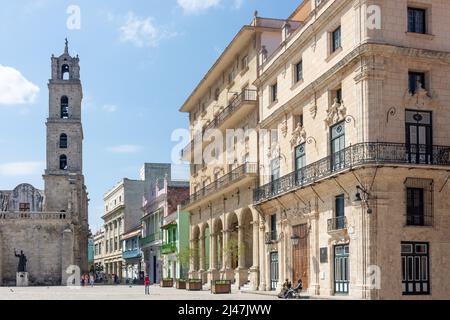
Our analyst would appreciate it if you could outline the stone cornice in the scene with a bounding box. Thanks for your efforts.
[258,42,450,129]
[255,0,352,87]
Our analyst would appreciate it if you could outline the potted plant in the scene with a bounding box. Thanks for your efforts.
[186,279,203,291]
[176,279,187,289]
[211,280,232,294]
[160,278,174,288]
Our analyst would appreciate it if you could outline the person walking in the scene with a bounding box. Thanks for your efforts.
[89,273,95,287]
[144,275,150,295]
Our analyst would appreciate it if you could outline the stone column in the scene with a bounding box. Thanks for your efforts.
[199,236,205,282]
[188,239,195,278]
[259,219,267,291]
[308,207,321,296]
[209,233,219,283]
[277,217,286,292]
[249,219,260,290]
[235,226,248,288]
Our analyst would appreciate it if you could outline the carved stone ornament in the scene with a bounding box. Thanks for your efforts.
[324,98,347,128]
[290,123,307,147]
[404,81,438,109]
[309,104,318,119]
[280,118,288,138]
[213,166,224,176]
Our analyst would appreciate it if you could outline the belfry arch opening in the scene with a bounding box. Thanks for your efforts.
[61,96,69,119]
[62,64,70,80]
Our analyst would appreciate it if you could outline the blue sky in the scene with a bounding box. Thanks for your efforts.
[0,0,300,231]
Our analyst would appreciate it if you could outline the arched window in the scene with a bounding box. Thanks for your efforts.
[62,64,70,80]
[59,155,68,170]
[61,96,69,119]
[60,134,68,149]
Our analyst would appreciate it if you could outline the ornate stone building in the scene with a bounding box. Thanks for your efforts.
[182,0,450,299]
[0,41,89,286]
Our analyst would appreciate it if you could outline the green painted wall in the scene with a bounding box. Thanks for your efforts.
[177,209,190,279]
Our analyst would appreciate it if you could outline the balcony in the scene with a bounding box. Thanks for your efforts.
[122,248,141,260]
[161,242,177,255]
[182,162,258,210]
[139,232,161,247]
[181,89,257,160]
[264,231,278,244]
[254,142,450,204]
[327,216,348,233]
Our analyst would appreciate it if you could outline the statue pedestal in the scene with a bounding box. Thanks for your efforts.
[16,272,29,287]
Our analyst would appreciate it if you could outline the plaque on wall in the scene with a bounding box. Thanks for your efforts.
[320,247,328,263]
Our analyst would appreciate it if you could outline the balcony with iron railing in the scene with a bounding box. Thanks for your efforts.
[327,216,348,233]
[122,248,141,260]
[182,162,258,209]
[264,231,278,244]
[161,242,177,255]
[181,89,257,160]
[254,142,450,204]
[139,232,161,248]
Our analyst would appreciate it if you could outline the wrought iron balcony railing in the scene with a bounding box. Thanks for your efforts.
[254,142,450,204]
[161,242,177,254]
[139,232,161,247]
[182,162,258,208]
[122,248,141,259]
[327,216,348,233]
[181,89,257,158]
[265,231,278,244]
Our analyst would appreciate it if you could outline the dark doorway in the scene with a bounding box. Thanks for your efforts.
[270,252,279,291]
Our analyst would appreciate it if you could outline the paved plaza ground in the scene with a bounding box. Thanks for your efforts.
[0,285,279,300]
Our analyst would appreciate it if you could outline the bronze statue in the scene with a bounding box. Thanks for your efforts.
[14,249,27,273]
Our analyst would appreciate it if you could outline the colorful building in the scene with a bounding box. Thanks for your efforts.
[141,170,189,284]
[161,207,190,280]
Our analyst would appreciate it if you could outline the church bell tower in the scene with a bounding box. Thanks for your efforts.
[43,39,89,272]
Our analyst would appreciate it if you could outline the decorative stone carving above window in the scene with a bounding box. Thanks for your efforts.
[404,83,439,109]
[324,98,347,128]
[290,123,307,147]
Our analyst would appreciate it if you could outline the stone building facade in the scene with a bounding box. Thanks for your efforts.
[180,13,299,290]
[98,163,172,282]
[181,0,450,299]
[0,41,89,286]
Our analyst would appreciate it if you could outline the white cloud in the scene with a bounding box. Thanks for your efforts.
[0,65,40,106]
[177,0,244,14]
[119,12,177,48]
[107,145,144,154]
[102,104,118,113]
[0,161,44,176]
[177,0,221,13]
[233,0,244,9]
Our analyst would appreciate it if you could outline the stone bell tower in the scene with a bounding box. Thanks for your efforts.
[43,39,89,273]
